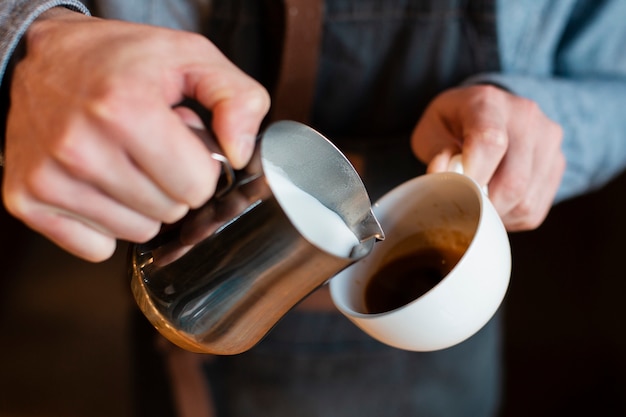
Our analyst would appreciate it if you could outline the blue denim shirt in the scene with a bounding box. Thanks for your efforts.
[1,0,626,202]
[480,1,626,203]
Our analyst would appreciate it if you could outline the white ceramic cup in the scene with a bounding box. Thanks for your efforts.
[329,158,511,351]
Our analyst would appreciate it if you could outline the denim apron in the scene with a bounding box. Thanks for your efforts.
[202,1,503,416]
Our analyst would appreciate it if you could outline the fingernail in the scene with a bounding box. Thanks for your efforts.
[185,118,206,130]
[235,133,256,168]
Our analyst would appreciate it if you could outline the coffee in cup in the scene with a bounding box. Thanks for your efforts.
[363,230,469,314]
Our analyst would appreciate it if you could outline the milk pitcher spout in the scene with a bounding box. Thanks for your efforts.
[129,121,381,355]
[358,209,385,243]
[348,209,385,258]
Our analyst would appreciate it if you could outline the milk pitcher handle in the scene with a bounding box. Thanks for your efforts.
[190,127,237,198]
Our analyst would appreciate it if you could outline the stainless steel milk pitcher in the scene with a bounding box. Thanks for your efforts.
[129,121,384,355]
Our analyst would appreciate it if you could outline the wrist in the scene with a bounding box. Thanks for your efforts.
[0,5,89,169]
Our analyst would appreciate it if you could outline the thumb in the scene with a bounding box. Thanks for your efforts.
[426,146,459,174]
[210,92,269,169]
[188,61,271,169]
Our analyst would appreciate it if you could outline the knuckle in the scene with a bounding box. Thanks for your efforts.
[512,199,536,224]
[5,166,61,217]
[498,173,531,205]
[185,161,222,208]
[174,177,214,210]
[29,178,57,205]
[52,133,105,183]
[2,191,29,220]
[473,126,508,150]
[472,84,502,99]
[185,181,217,209]
[53,135,88,172]
[468,84,507,108]
[178,31,217,53]
[508,95,543,124]
[87,84,136,127]
[516,96,541,115]
[20,165,61,207]
[161,203,190,224]
[246,84,271,114]
[511,202,545,231]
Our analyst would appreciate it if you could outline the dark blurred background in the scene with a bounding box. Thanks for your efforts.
[500,169,626,416]
[1,169,626,417]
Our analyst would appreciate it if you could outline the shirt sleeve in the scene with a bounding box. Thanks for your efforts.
[0,0,90,82]
[466,0,626,204]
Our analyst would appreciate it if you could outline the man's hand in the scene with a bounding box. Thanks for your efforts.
[2,8,270,261]
[411,85,565,231]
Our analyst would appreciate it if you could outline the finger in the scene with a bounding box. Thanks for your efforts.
[24,208,118,262]
[500,122,565,230]
[8,160,162,249]
[117,104,223,209]
[502,154,564,231]
[4,162,151,262]
[458,96,509,187]
[210,90,269,169]
[54,123,191,224]
[486,100,548,220]
[485,137,534,218]
[188,62,270,169]
[426,146,458,174]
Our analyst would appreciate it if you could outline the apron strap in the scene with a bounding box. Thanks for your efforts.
[269,0,323,124]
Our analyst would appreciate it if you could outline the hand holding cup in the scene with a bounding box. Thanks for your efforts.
[330,157,511,351]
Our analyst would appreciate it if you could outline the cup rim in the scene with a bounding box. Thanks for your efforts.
[330,171,487,318]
